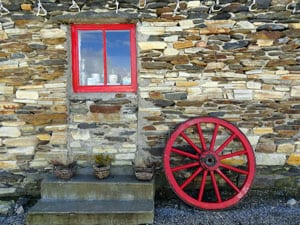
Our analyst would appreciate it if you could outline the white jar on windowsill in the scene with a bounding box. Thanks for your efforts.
[122,76,131,85]
[109,74,118,84]
[91,73,101,84]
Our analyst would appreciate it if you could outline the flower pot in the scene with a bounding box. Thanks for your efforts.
[93,165,110,179]
[134,167,154,181]
[53,164,76,180]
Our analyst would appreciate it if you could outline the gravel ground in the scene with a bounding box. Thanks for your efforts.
[153,190,300,225]
[0,190,299,225]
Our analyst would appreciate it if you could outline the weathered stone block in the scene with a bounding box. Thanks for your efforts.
[71,130,90,141]
[223,40,249,50]
[0,31,8,40]
[164,48,179,56]
[138,42,167,51]
[257,24,287,31]
[179,20,194,29]
[0,200,13,215]
[21,4,33,11]
[291,86,300,97]
[257,39,274,47]
[40,29,66,39]
[173,40,194,49]
[253,127,274,135]
[236,21,255,30]
[287,153,300,165]
[247,81,261,89]
[138,26,165,35]
[90,105,121,114]
[93,146,118,154]
[176,81,198,87]
[0,188,16,197]
[0,86,13,96]
[256,142,276,153]
[200,28,230,35]
[3,136,39,147]
[36,134,51,141]
[255,153,286,166]
[16,90,39,100]
[142,62,173,70]
[205,20,235,29]
[0,161,18,169]
[254,90,285,100]
[233,90,253,100]
[50,132,67,145]
[0,127,21,138]
[277,142,295,153]
[7,146,35,155]
[29,160,48,168]
[19,114,67,126]
[289,23,300,29]
[187,1,201,8]
[115,153,135,160]
[205,62,225,71]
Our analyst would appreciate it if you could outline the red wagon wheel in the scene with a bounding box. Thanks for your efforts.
[164,117,255,210]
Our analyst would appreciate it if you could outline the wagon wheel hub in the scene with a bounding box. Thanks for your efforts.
[200,152,219,170]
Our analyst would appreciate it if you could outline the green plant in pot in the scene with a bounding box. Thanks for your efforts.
[133,150,155,181]
[93,154,113,179]
[50,158,77,181]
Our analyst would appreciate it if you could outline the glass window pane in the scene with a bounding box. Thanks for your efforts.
[106,31,131,85]
[79,31,104,86]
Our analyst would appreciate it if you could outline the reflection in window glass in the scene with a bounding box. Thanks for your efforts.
[79,31,103,86]
[106,31,131,85]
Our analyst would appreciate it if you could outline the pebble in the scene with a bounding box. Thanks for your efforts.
[287,198,297,207]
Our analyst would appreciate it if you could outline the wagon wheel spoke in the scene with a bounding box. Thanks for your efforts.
[215,133,237,154]
[171,147,199,160]
[210,171,222,203]
[180,132,202,154]
[216,169,240,193]
[220,163,249,175]
[209,123,219,152]
[171,162,200,172]
[180,167,203,190]
[196,123,207,151]
[197,170,208,201]
[220,150,247,160]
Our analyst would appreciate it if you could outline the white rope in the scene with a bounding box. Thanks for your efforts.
[210,0,222,13]
[139,0,147,9]
[0,0,10,17]
[286,0,298,14]
[69,0,80,12]
[36,0,47,16]
[115,0,119,14]
[249,0,256,12]
[173,0,180,17]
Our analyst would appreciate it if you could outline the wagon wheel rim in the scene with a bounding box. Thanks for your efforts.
[164,117,256,210]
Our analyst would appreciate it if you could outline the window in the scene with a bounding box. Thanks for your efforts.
[71,24,137,93]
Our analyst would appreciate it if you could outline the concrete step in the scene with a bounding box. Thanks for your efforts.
[26,199,154,225]
[41,174,155,201]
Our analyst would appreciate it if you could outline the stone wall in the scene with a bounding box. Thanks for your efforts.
[0,0,299,198]
[137,0,300,168]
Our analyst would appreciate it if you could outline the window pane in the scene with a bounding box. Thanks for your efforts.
[79,31,104,86]
[106,31,131,85]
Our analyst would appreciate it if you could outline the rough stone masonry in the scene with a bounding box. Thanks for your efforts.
[0,0,299,201]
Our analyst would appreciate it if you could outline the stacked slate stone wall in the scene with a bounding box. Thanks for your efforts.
[0,0,299,198]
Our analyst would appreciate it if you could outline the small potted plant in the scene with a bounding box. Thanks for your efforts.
[50,158,77,181]
[93,154,113,179]
[133,150,155,181]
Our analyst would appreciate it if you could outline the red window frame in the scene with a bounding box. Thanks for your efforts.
[71,24,137,93]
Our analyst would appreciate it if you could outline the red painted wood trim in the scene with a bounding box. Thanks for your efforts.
[71,24,137,93]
